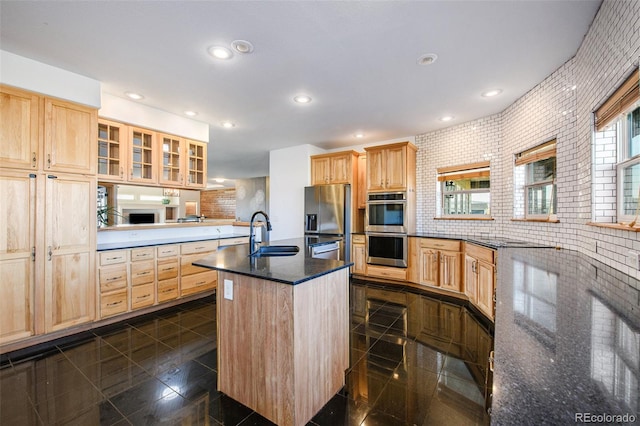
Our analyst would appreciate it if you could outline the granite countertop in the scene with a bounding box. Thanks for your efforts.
[492,247,639,423]
[193,237,352,285]
[97,233,249,251]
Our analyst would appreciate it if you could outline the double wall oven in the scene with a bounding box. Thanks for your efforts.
[365,192,408,268]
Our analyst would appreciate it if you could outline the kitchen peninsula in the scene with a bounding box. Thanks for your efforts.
[193,239,352,426]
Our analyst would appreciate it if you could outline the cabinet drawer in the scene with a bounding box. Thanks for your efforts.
[420,238,460,251]
[366,265,407,281]
[101,291,128,318]
[99,265,128,292]
[131,283,155,310]
[157,258,179,280]
[181,240,218,255]
[131,260,155,286]
[465,243,495,264]
[157,278,178,303]
[352,234,365,244]
[181,271,217,296]
[99,250,128,266]
[157,245,179,258]
[131,247,155,262]
[219,237,249,247]
[181,253,215,276]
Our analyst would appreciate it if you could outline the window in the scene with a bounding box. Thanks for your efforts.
[592,68,639,225]
[515,140,557,220]
[437,161,490,217]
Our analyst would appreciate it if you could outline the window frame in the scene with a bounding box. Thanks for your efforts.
[514,139,557,221]
[615,100,640,223]
[437,161,491,219]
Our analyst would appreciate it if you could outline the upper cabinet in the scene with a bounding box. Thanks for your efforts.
[186,140,207,188]
[310,150,359,186]
[97,119,127,181]
[44,98,97,175]
[364,141,417,192]
[97,118,208,189]
[0,85,40,170]
[1,85,97,175]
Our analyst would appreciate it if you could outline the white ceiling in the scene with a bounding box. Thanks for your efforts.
[1,0,601,184]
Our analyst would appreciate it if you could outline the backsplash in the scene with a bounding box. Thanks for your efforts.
[415,0,640,283]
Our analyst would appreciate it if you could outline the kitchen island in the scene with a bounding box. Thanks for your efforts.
[193,238,352,426]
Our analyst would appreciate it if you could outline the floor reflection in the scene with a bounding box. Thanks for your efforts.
[0,281,493,425]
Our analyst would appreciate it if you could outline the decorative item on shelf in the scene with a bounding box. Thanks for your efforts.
[163,188,180,197]
[162,198,170,204]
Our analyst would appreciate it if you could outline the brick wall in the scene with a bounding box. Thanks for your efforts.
[200,189,236,219]
[414,0,640,282]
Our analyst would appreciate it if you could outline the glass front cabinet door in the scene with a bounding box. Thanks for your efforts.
[159,134,184,186]
[129,127,156,184]
[186,140,207,188]
[97,119,127,181]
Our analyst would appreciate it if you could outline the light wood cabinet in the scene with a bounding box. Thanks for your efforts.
[357,154,367,209]
[464,243,496,320]
[185,140,207,188]
[364,142,416,192]
[98,250,129,319]
[0,85,40,170]
[0,170,37,344]
[351,234,367,275]
[310,151,359,186]
[408,238,461,292]
[44,98,97,175]
[157,245,179,303]
[44,173,96,332]
[180,241,218,296]
[128,126,157,184]
[158,134,184,186]
[97,119,127,181]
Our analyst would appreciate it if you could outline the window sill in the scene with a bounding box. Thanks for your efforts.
[435,217,494,221]
[587,221,640,232]
[511,218,560,223]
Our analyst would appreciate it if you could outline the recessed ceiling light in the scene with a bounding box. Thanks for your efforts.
[231,40,254,54]
[440,115,454,122]
[293,94,312,104]
[125,91,144,100]
[221,121,236,128]
[481,89,503,98]
[208,46,233,60]
[417,53,438,65]
[354,132,365,139]
[184,110,198,117]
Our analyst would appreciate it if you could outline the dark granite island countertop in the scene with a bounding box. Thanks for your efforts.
[492,247,639,424]
[192,237,352,285]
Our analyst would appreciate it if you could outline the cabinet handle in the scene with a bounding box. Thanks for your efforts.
[195,281,206,286]
[106,256,122,261]
[138,271,150,276]
[107,301,123,307]
[47,154,51,168]
[32,152,37,167]
[31,247,36,261]
[161,267,175,271]
[489,350,495,372]
[137,294,151,300]
[47,175,57,179]
[106,276,123,282]
[120,167,124,178]
[48,246,52,261]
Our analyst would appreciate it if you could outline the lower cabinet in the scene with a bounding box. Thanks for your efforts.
[351,234,367,275]
[157,244,179,303]
[180,240,219,296]
[408,238,462,292]
[464,243,496,320]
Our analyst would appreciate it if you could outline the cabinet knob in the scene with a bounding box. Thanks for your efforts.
[32,152,37,167]
[48,246,52,261]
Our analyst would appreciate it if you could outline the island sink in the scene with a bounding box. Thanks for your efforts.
[249,245,299,257]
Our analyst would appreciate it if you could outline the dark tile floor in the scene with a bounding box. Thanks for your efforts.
[0,281,492,425]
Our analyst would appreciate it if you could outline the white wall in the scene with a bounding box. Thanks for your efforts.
[100,92,209,142]
[0,50,101,107]
[268,144,324,240]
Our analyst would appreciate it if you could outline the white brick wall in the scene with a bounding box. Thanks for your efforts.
[415,0,640,283]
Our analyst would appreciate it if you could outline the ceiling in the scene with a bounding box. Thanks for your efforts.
[1,1,601,186]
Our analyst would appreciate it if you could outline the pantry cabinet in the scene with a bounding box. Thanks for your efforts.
[44,173,96,332]
[0,170,37,344]
[464,243,496,320]
[364,142,416,192]
[408,238,462,292]
[0,85,40,170]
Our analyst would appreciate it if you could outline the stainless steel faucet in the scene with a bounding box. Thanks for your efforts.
[249,210,272,254]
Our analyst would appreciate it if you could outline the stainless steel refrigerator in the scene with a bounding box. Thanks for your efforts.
[304,184,351,262]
